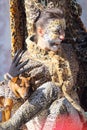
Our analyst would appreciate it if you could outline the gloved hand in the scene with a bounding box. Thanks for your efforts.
[8,49,29,77]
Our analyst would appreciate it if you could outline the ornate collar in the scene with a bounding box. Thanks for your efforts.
[26,36,62,58]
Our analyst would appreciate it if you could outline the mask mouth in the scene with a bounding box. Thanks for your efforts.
[48,39,62,45]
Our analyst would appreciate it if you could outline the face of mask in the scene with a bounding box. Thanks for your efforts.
[42,33,62,52]
[43,19,65,42]
[42,22,65,52]
[37,19,66,52]
[43,31,63,44]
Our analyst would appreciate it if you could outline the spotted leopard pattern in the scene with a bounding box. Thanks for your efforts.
[10,0,26,56]
[10,0,82,56]
[25,0,82,35]
[9,0,87,104]
[24,0,45,37]
[9,0,81,95]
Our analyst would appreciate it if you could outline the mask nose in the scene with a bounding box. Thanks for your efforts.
[59,35,65,40]
[59,30,65,40]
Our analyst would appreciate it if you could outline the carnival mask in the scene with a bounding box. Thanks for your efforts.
[43,19,66,44]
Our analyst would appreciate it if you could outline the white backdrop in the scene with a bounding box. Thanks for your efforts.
[0,0,11,81]
[0,0,87,81]
[78,0,87,29]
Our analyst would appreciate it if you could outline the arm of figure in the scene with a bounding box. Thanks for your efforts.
[0,82,59,130]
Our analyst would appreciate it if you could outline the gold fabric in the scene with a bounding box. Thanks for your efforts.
[10,0,82,56]
[44,19,66,40]
[9,0,26,56]
[26,37,74,92]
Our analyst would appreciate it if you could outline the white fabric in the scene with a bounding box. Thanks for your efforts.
[0,84,16,101]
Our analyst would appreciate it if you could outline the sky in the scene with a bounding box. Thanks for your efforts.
[78,0,87,29]
[0,0,11,81]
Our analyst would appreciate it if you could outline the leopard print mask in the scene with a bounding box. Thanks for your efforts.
[43,19,66,43]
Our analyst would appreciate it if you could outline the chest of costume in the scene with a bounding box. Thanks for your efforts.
[25,48,68,87]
